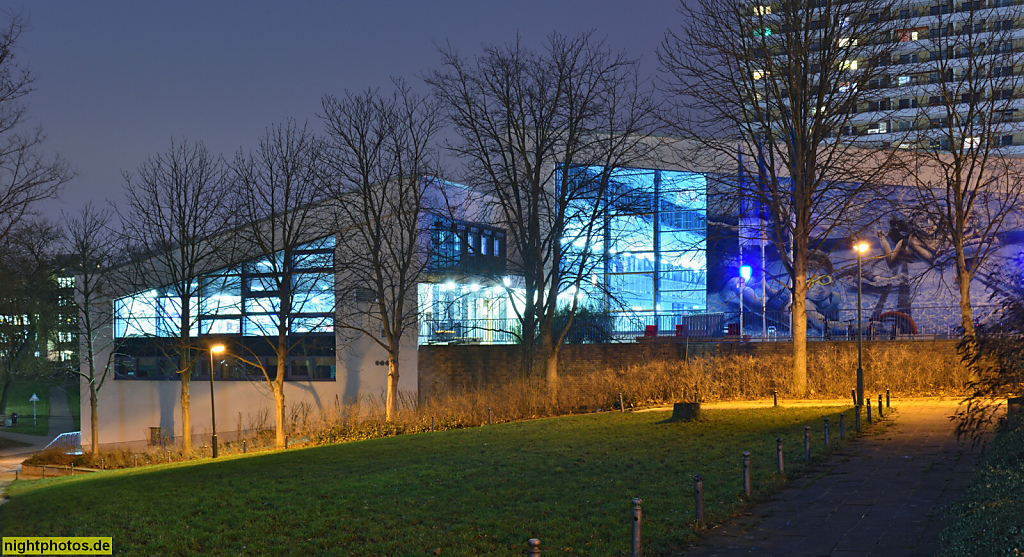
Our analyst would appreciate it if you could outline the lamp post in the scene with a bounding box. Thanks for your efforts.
[739,265,752,338]
[209,344,225,458]
[853,242,869,408]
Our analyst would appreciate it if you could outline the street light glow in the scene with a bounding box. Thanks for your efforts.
[854,242,869,253]
[739,265,752,280]
[211,344,225,354]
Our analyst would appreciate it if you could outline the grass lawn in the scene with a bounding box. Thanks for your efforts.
[1,377,67,436]
[1,406,853,556]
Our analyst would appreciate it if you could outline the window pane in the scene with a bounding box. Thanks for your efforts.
[609,214,654,253]
[608,273,654,310]
[658,289,708,310]
[244,314,279,335]
[201,275,242,316]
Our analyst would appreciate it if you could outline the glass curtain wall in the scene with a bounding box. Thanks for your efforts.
[114,236,335,339]
[565,166,708,321]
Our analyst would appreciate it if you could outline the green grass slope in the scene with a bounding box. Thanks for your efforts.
[1,406,851,556]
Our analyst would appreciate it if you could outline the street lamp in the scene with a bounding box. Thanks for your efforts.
[853,242,870,410]
[739,265,752,338]
[209,344,225,458]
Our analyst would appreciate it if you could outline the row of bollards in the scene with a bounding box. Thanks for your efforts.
[525,416,855,555]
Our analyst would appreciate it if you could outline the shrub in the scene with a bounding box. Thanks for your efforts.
[940,415,1024,555]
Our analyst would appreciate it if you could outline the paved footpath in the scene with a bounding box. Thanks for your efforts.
[682,398,983,556]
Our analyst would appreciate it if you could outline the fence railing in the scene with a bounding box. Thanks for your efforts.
[419,306,990,345]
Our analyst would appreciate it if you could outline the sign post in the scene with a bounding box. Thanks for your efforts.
[29,393,39,430]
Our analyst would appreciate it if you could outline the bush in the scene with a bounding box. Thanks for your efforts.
[940,415,1024,555]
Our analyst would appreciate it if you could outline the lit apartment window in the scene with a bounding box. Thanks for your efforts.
[898,75,911,85]
[840,59,859,70]
[867,121,889,134]
[753,5,771,15]
[752,69,767,80]
[838,37,857,47]
[964,137,981,149]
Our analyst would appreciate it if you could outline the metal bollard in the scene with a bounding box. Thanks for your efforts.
[285,436,289,449]
[693,476,705,527]
[14,470,18,481]
[840,413,845,440]
[878,394,884,419]
[243,440,247,454]
[134,455,138,468]
[620,392,625,413]
[776,437,784,475]
[527,538,541,556]
[167,451,171,464]
[773,390,778,407]
[70,462,74,476]
[632,497,642,557]
[855,407,861,432]
[328,432,333,444]
[431,415,435,432]
[851,388,857,407]
[867,402,872,425]
[101,459,105,471]
[743,451,751,496]
[42,466,46,479]
[488,408,492,425]
[824,418,830,446]
[886,389,891,408]
[377,424,381,437]
[804,426,811,462]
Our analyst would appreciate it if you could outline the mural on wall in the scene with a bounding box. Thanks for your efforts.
[706,183,1024,338]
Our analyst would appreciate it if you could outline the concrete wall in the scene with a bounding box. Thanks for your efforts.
[82,328,419,450]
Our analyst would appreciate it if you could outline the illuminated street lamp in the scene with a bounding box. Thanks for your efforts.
[209,344,225,458]
[853,242,870,410]
[739,265,752,338]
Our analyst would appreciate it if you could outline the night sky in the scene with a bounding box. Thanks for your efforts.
[6,1,679,219]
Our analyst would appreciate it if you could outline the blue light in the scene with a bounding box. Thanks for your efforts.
[739,265,752,281]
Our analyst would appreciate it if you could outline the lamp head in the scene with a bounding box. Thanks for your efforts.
[854,242,870,254]
[211,344,225,354]
[739,265,752,281]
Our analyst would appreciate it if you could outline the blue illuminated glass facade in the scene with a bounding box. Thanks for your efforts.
[114,236,335,339]
[566,166,708,316]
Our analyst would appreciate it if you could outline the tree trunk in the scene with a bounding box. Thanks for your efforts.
[956,255,976,339]
[386,353,399,421]
[955,246,979,380]
[791,274,809,396]
[90,386,99,454]
[536,333,558,406]
[0,377,12,415]
[274,351,286,448]
[180,376,192,454]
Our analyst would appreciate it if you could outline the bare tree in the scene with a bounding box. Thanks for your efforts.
[428,32,657,404]
[660,0,906,394]
[906,3,1024,345]
[0,13,70,248]
[63,204,119,454]
[119,140,229,455]
[322,82,441,421]
[228,120,330,447]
